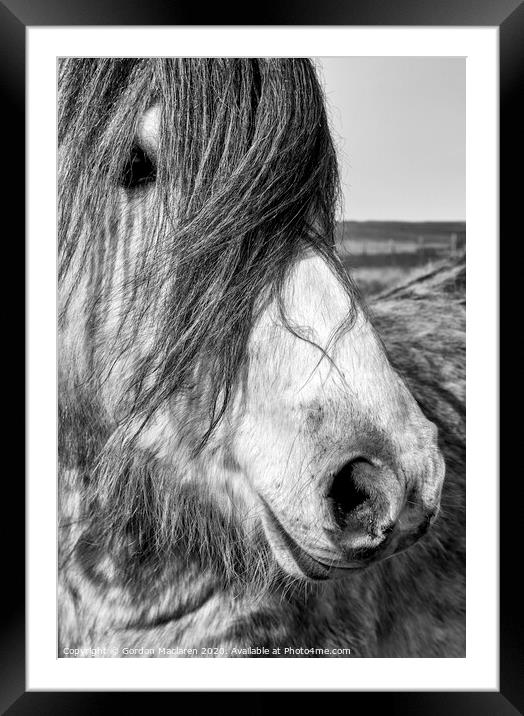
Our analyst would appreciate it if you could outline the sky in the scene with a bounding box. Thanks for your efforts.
[316,57,465,222]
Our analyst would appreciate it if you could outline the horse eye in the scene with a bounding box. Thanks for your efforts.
[119,143,156,189]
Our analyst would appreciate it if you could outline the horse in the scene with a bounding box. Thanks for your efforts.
[57,58,464,658]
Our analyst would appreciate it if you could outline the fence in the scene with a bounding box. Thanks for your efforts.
[339,232,465,269]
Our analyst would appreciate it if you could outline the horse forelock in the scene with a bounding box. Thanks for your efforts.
[58,58,356,584]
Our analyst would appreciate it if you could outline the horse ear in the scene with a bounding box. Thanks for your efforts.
[137,104,160,164]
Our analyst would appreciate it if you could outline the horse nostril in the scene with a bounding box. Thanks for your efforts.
[327,458,373,531]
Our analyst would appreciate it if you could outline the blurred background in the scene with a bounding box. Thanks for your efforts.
[316,57,465,297]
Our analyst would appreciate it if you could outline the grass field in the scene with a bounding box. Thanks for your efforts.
[336,220,466,297]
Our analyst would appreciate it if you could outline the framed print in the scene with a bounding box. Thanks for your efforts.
[7,0,520,711]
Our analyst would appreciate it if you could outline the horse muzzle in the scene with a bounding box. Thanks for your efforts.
[322,453,444,569]
[261,450,444,581]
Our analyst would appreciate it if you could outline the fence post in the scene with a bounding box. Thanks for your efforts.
[388,238,395,266]
[450,232,457,257]
[417,235,424,260]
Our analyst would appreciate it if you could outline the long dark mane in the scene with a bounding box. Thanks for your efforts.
[58,58,356,592]
[59,59,353,443]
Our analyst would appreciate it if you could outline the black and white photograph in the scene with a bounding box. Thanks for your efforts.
[57,56,466,659]
[3,0,515,704]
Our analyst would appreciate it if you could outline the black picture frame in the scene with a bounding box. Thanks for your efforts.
[7,0,520,712]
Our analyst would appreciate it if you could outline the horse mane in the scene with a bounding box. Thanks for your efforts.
[58,58,354,444]
[58,59,356,592]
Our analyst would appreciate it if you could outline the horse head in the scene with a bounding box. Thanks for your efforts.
[58,58,445,586]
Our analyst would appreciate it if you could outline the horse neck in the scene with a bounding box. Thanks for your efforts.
[59,461,226,639]
[59,460,331,650]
